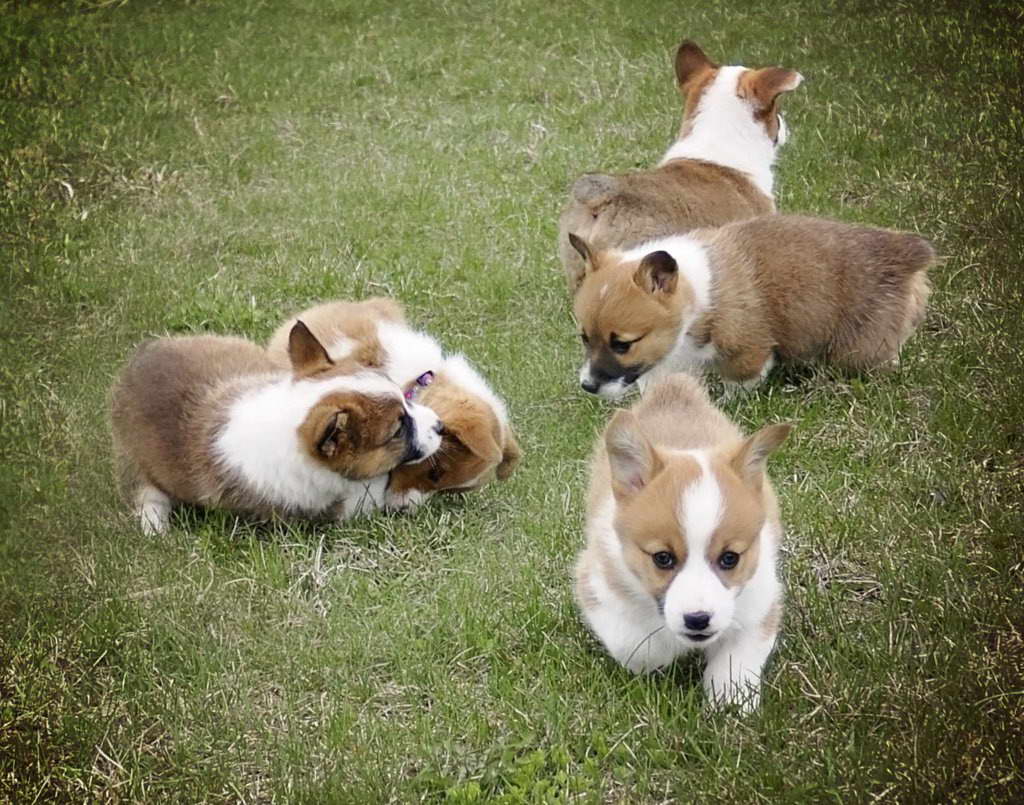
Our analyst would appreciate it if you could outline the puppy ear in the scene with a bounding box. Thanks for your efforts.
[568,232,597,272]
[739,67,803,110]
[730,423,792,488]
[633,250,678,294]
[570,173,617,208]
[674,40,717,88]
[496,428,522,481]
[288,320,333,375]
[605,411,663,502]
[316,410,350,458]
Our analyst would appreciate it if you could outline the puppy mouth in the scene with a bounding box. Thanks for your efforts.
[682,631,715,643]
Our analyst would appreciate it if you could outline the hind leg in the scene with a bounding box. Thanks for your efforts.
[135,484,172,535]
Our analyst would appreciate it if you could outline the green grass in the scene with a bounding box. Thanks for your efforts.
[2,0,1022,801]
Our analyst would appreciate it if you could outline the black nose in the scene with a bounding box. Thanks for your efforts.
[581,378,600,394]
[683,611,711,631]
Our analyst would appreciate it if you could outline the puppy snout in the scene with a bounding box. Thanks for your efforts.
[581,377,600,394]
[683,611,711,632]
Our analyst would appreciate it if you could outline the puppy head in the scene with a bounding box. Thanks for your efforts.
[387,376,521,506]
[606,410,791,646]
[291,322,443,479]
[570,234,692,399]
[673,40,803,148]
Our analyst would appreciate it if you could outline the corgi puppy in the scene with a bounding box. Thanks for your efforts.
[575,374,790,710]
[570,215,935,398]
[110,322,443,535]
[558,39,803,292]
[266,298,520,511]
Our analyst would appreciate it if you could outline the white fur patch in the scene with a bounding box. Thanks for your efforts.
[659,65,782,198]
[214,372,406,515]
[375,321,445,389]
[137,484,171,535]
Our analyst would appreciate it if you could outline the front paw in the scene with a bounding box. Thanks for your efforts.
[703,670,761,713]
[384,488,428,512]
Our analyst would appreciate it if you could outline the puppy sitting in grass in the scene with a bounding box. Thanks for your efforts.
[575,373,790,711]
[266,298,520,511]
[110,322,442,534]
[558,39,803,293]
[570,215,934,398]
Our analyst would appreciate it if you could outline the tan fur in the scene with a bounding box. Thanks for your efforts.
[761,600,783,641]
[693,215,935,379]
[110,326,408,525]
[574,215,935,387]
[267,298,520,499]
[572,244,689,384]
[388,370,521,496]
[558,40,801,292]
[576,373,788,636]
[296,390,409,480]
[266,297,401,369]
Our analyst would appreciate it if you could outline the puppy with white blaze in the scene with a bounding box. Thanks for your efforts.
[574,374,791,710]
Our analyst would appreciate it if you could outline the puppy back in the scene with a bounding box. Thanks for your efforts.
[558,161,774,293]
[110,335,274,501]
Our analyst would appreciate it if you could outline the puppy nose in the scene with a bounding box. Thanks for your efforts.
[683,611,711,632]
[580,378,600,394]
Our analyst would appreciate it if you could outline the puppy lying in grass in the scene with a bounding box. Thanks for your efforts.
[558,39,802,293]
[575,373,791,711]
[570,215,934,398]
[266,298,520,511]
[110,321,442,534]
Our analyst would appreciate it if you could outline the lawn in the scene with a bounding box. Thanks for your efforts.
[2,0,1022,801]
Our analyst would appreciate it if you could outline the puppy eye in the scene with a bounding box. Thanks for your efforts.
[579,332,590,346]
[652,551,676,570]
[609,334,642,355]
[392,418,405,440]
[428,467,445,483]
[718,551,740,570]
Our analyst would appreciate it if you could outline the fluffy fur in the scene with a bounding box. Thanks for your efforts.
[571,215,935,398]
[558,39,802,292]
[266,298,520,510]
[110,322,442,534]
[575,374,790,710]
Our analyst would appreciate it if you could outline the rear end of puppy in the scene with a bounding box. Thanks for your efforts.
[570,215,934,397]
[558,39,803,293]
[110,322,442,535]
[266,298,521,511]
[575,374,790,711]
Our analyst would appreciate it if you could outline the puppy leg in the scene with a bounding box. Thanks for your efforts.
[702,625,778,712]
[717,346,775,394]
[135,484,172,536]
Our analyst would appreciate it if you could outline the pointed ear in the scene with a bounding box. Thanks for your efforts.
[605,411,663,503]
[730,423,792,488]
[316,410,350,458]
[496,428,522,481]
[568,232,597,273]
[570,173,617,208]
[674,40,716,88]
[633,250,678,294]
[288,320,333,375]
[739,67,803,110]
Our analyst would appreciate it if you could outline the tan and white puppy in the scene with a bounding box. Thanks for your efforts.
[571,215,934,398]
[266,298,520,510]
[558,39,803,292]
[110,322,442,534]
[575,374,790,710]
